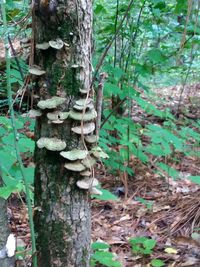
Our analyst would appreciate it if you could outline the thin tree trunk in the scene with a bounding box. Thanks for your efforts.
[33,0,92,266]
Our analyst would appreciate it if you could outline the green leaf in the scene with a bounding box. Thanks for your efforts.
[146,49,166,64]
[0,182,23,199]
[135,197,153,210]
[92,251,121,267]
[23,167,35,184]
[151,259,165,267]
[135,63,152,77]
[156,162,179,179]
[174,0,187,13]
[188,176,200,185]
[94,4,107,14]
[92,188,118,201]
[92,242,110,250]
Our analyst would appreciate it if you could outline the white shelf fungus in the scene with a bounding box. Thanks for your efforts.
[71,122,95,135]
[49,38,64,49]
[76,177,98,189]
[29,66,46,76]
[37,137,66,151]
[69,109,97,121]
[60,149,88,161]
[84,135,99,144]
[64,162,86,172]
[37,96,66,109]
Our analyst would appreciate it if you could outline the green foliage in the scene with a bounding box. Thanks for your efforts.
[92,188,118,201]
[135,197,154,210]
[150,259,165,267]
[91,242,121,267]
[0,115,35,199]
[129,237,157,255]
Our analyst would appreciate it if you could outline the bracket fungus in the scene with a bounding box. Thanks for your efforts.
[49,38,64,50]
[37,96,66,109]
[80,170,92,177]
[60,149,88,161]
[84,135,99,144]
[29,66,46,76]
[71,122,95,135]
[76,177,98,189]
[47,111,69,123]
[36,42,50,50]
[69,109,97,121]
[79,89,88,94]
[37,137,66,151]
[73,102,94,111]
[64,161,86,172]
[75,98,93,106]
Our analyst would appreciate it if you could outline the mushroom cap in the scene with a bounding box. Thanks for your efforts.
[79,89,88,94]
[73,102,94,111]
[64,161,86,172]
[29,66,46,76]
[84,135,99,144]
[49,38,64,49]
[69,109,97,121]
[77,177,98,189]
[47,111,69,121]
[75,98,93,106]
[37,137,66,151]
[71,122,95,135]
[47,111,60,120]
[60,149,88,161]
[37,96,66,109]
[80,170,92,176]
[36,42,50,50]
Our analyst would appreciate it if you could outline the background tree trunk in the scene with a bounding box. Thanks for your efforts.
[33,0,92,266]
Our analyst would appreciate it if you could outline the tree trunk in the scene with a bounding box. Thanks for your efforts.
[33,0,93,266]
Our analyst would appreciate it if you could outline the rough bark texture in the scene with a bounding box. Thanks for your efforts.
[33,0,92,266]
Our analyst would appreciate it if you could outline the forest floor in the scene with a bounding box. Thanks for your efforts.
[9,83,200,267]
[91,83,200,266]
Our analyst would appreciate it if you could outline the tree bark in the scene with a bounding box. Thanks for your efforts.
[33,0,92,266]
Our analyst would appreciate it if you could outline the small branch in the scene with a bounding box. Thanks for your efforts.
[91,0,134,86]
[96,72,107,136]
[101,97,127,129]
[8,35,24,81]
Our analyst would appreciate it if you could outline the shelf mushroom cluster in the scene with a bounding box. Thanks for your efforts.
[32,41,109,194]
[35,95,108,195]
